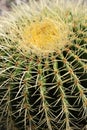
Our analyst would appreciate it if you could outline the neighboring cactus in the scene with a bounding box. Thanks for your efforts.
[0,0,87,130]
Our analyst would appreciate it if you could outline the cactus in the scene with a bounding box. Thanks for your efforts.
[0,0,87,130]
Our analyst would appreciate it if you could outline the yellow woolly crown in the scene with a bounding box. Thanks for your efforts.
[20,18,69,54]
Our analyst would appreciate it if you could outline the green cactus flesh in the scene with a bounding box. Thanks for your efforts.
[0,0,87,130]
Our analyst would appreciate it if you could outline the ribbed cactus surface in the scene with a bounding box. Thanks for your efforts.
[0,0,87,130]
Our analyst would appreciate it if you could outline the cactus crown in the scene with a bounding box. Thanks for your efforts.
[21,18,68,54]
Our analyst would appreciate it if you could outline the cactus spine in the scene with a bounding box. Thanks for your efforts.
[0,0,87,130]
